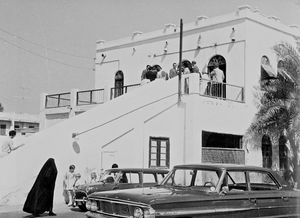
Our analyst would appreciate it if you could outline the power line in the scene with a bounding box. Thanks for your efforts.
[0,27,92,60]
[0,35,94,70]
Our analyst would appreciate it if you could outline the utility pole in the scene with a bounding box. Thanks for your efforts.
[178,19,183,103]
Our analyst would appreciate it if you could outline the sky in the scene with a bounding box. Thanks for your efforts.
[0,0,299,114]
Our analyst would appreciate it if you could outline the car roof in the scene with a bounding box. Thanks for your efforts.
[105,168,169,173]
[173,163,275,172]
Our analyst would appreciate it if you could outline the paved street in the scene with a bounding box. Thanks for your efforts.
[0,203,86,218]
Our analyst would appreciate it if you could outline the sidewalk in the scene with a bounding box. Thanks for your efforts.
[0,204,23,213]
[0,203,85,218]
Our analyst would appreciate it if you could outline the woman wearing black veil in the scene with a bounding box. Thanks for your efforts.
[23,158,57,217]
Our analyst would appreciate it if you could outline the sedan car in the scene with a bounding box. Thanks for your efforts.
[74,168,168,211]
[85,164,300,217]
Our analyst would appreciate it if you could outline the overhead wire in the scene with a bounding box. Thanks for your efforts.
[0,35,94,70]
[0,26,92,60]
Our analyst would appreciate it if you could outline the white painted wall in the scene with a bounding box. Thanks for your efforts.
[95,21,246,91]
[0,74,253,206]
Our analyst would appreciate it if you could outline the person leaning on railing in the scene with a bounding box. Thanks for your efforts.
[210,63,224,97]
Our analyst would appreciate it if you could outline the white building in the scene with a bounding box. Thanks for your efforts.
[41,5,300,170]
[0,112,39,136]
[1,5,299,205]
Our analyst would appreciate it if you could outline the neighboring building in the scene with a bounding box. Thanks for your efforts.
[0,112,39,136]
[39,5,300,171]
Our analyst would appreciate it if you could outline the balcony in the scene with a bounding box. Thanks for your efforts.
[110,84,140,100]
[43,74,245,110]
[77,89,105,106]
[45,92,71,108]
[183,75,244,103]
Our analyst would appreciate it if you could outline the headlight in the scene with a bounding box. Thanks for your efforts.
[90,201,98,212]
[86,200,92,210]
[134,207,143,218]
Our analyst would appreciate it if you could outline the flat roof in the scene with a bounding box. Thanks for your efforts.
[97,5,300,52]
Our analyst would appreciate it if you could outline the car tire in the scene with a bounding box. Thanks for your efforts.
[78,204,87,211]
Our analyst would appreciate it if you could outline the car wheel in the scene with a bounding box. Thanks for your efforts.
[78,204,87,211]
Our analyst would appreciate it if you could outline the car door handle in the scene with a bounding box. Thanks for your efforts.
[282,196,289,202]
[249,198,256,204]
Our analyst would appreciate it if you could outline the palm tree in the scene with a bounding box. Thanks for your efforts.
[247,42,300,186]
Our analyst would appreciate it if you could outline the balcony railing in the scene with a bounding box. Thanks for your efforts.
[77,89,105,106]
[45,92,71,108]
[198,79,244,102]
[110,83,140,100]
[202,147,245,164]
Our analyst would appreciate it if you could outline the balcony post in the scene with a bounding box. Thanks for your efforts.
[185,73,200,94]
[103,84,111,102]
[70,89,78,118]
[39,93,48,130]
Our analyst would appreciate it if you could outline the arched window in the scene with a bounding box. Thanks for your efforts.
[279,136,288,170]
[208,55,226,77]
[261,56,276,83]
[207,55,226,98]
[262,135,272,168]
[114,71,124,98]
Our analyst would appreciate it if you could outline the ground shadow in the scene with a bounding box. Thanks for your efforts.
[70,207,83,213]
[23,213,49,217]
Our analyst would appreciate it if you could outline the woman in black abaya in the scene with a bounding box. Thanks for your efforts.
[23,158,57,217]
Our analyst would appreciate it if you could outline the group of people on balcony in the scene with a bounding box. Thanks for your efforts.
[140,60,225,98]
[141,64,169,83]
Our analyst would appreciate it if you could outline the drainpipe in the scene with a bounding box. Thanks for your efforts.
[178,19,183,104]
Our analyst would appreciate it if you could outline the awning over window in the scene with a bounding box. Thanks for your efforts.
[261,63,277,79]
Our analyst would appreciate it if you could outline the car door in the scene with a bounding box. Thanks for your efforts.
[215,191,259,217]
[283,189,300,217]
[214,170,259,217]
[247,171,285,217]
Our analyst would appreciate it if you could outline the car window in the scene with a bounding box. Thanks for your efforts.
[157,173,165,183]
[172,169,194,186]
[226,171,248,192]
[194,170,219,187]
[227,171,246,184]
[164,169,220,189]
[143,173,156,183]
[249,171,279,191]
[123,172,139,184]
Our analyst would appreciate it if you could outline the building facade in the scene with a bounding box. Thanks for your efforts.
[39,5,300,171]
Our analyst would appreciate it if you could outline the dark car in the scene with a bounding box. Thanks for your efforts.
[74,168,168,211]
[85,164,300,217]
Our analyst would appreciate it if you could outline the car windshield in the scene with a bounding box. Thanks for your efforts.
[161,168,221,191]
[99,170,121,183]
